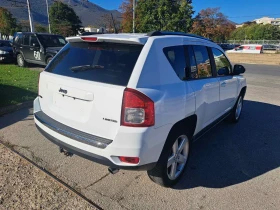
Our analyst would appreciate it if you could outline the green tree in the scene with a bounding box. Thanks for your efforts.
[35,24,48,33]
[230,24,280,40]
[49,2,82,36]
[135,0,194,33]
[0,7,19,37]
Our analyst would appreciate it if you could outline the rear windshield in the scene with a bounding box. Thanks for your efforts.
[45,42,143,86]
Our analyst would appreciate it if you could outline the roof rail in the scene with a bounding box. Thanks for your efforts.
[147,31,213,42]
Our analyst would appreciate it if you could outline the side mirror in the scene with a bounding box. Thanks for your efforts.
[233,64,246,75]
[218,67,230,76]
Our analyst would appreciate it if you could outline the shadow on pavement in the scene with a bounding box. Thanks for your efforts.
[1,98,280,190]
[0,84,34,129]
[0,107,32,130]
[175,100,280,190]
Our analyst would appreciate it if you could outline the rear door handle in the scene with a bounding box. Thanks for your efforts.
[30,48,34,50]
[221,82,226,87]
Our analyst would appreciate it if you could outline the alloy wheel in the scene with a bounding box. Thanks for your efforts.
[235,96,243,120]
[167,135,189,180]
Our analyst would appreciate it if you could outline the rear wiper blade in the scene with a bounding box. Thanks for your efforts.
[71,65,104,72]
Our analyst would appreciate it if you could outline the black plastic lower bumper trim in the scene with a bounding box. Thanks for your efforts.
[36,124,156,171]
[34,111,112,149]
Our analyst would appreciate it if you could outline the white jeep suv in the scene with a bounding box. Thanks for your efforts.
[34,31,247,187]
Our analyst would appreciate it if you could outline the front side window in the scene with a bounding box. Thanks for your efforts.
[15,34,23,44]
[30,35,39,46]
[192,46,212,78]
[163,46,187,80]
[211,48,232,76]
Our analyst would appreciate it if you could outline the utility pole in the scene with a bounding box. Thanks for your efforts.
[133,0,136,33]
[26,0,34,32]
[46,0,51,33]
[111,13,117,34]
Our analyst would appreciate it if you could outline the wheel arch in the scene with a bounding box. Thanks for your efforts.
[156,114,197,164]
[45,54,53,63]
[16,50,25,59]
[169,114,197,139]
[240,86,247,97]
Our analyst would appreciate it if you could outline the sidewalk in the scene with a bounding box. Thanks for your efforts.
[0,144,95,210]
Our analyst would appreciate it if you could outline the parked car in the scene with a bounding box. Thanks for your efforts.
[13,32,67,67]
[34,31,247,187]
[0,40,14,63]
[218,43,234,51]
[263,44,279,51]
[227,44,263,54]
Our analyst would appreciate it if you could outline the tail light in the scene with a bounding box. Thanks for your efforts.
[121,88,155,127]
[119,156,140,164]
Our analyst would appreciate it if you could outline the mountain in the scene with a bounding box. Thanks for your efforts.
[227,20,237,26]
[0,0,121,27]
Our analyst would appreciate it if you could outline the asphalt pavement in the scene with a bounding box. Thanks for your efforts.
[0,64,280,209]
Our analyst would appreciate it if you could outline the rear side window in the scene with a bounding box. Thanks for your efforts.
[211,48,232,75]
[45,42,143,86]
[163,46,187,80]
[192,46,212,78]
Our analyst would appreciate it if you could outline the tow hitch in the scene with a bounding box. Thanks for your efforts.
[108,167,120,174]
[60,147,73,157]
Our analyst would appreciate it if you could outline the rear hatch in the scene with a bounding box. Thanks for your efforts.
[38,40,143,140]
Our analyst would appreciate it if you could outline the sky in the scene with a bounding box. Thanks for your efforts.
[91,0,280,24]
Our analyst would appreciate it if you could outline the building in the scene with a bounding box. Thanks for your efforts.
[271,18,280,26]
[236,17,280,28]
[254,17,280,26]
[254,17,274,25]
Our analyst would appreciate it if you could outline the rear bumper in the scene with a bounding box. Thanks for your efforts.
[33,97,171,171]
[36,124,156,170]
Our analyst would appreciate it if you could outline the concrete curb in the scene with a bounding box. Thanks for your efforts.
[0,101,33,116]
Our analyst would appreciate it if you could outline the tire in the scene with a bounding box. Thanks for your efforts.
[228,94,244,123]
[147,128,191,187]
[17,53,27,67]
[46,57,53,65]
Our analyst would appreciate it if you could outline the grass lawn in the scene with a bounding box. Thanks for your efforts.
[0,64,40,108]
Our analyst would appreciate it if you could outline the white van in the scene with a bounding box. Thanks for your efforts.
[227,44,263,54]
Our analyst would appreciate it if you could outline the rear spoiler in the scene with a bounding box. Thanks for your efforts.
[66,36,146,45]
